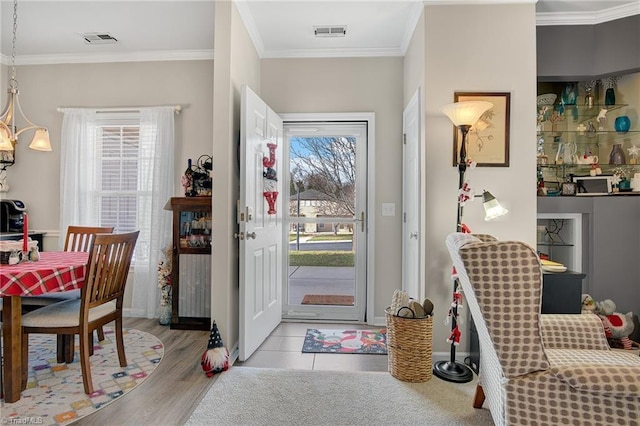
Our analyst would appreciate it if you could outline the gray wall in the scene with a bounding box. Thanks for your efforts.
[537,15,640,81]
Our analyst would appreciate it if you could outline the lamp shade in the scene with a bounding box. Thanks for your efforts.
[482,190,509,221]
[29,128,52,152]
[0,126,13,150]
[442,101,493,127]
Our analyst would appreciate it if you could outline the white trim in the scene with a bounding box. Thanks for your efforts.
[537,2,640,26]
[234,0,266,58]
[281,112,376,325]
[261,47,404,59]
[400,2,426,56]
[1,50,214,66]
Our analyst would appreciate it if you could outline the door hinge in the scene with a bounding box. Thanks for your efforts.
[403,133,406,145]
[403,212,406,223]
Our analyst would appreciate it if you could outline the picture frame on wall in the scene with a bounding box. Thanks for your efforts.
[452,92,511,167]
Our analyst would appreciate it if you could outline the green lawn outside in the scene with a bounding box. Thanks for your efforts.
[289,250,354,267]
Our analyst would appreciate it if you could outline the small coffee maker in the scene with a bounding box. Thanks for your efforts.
[0,199,27,233]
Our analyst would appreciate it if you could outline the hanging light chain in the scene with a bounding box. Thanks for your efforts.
[10,0,18,83]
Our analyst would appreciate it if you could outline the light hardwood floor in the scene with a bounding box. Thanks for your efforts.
[76,318,387,425]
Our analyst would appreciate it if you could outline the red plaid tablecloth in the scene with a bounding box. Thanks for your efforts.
[0,251,88,296]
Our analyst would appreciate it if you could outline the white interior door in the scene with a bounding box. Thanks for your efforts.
[239,85,283,361]
[402,89,421,300]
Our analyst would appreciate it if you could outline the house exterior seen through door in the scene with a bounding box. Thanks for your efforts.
[283,122,368,322]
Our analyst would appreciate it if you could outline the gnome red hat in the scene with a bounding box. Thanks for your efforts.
[201,321,229,377]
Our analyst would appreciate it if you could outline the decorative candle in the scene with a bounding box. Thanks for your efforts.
[23,213,28,252]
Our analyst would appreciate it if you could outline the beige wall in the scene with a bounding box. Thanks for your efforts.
[422,4,538,354]
[261,56,404,321]
[0,60,213,245]
[211,1,261,349]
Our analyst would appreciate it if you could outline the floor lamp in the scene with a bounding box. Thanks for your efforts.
[433,100,507,383]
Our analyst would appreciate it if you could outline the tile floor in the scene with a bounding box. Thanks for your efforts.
[236,321,388,372]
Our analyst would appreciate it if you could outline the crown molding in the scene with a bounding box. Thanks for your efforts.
[400,1,426,56]
[261,47,404,60]
[536,2,640,26]
[1,50,214,66]
[234,0,265,58]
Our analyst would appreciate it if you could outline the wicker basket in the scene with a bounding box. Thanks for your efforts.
[385,307,433,382]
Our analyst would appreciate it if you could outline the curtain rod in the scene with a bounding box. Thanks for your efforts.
[56,105,182,114]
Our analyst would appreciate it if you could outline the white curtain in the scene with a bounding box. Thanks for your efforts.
[59,106,175,318]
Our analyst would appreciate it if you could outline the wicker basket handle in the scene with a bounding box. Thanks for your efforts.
[396,306,416,318]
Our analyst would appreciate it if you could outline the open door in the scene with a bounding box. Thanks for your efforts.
[238,85,284,361]
[402,89,421,300]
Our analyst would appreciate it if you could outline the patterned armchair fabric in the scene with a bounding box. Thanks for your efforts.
[446,233,640,426]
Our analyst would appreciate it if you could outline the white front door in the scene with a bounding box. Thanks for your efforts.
[239,85,283,361]
[402,89,421,300]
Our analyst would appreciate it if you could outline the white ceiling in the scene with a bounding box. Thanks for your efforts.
[1,0,639,65]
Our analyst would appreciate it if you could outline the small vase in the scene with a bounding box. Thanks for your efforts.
[609,144,626,165]
[605,88,616,106]
[159,304,171,325]
[561,83,578,105]
[614,116,631,133]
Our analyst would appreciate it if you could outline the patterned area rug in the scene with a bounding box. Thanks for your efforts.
[2,327,163,425]
[302,328,387,354]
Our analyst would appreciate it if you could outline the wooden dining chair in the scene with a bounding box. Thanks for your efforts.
[21,231,139,394]
[21,225,114,362]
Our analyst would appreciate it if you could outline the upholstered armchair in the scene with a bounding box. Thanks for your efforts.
[446,233,640,426]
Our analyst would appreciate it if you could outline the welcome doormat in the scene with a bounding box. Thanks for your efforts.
[302,328,387,354]
[301,294,354,306]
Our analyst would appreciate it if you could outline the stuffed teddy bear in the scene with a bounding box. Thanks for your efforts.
[594,299,635,350]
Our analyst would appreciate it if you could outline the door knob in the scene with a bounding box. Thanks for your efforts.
[410,232,418,239]
[246,232,257,239]
[234,232,245,240]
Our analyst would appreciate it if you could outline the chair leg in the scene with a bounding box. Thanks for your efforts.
[79,329,93,395]
[56,335,75,363]
[115,318,127,367]
[97,326,105,342]
[473,384,486,409]
[21,332,29,390]
[56,335,65,363]
[89,332,94,356]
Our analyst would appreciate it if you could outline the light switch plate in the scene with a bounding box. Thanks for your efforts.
[381,203,395,217]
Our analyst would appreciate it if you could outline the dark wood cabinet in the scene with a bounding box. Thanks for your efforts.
[164,197,212,330]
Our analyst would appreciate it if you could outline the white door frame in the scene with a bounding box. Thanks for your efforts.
[280,112,376,324]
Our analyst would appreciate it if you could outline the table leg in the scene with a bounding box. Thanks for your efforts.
[2,296,22,403]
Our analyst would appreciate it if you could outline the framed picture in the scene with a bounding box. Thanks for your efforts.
[452,92,511,167]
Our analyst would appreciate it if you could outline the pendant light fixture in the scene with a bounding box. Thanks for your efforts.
[0,0,52,154]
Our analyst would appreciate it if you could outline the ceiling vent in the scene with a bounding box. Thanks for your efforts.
[83,33,118,44]
[314,26,346,38]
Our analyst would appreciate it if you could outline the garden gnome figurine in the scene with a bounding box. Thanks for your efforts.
[201,321,229,377]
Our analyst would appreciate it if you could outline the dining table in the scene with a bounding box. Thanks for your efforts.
[1,251,88,403]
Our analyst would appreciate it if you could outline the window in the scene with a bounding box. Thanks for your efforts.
[60,107,175,317]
